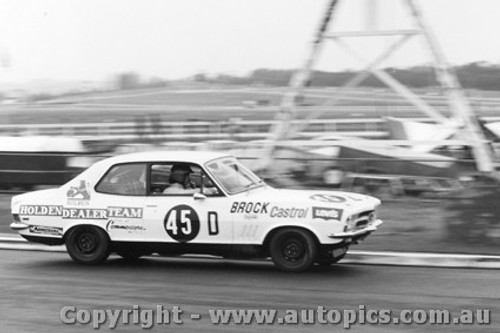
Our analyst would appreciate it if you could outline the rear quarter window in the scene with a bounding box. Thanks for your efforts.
[95,163,147,196]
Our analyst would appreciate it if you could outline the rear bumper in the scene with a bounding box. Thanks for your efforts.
[22,235,64,246]
[10,222,29,231]
[328,219,383,239]
[10,222,64,245]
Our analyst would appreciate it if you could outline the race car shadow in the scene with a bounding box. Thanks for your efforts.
[23,254,365,277]
[98,255,361,276]
[110,254,360,273]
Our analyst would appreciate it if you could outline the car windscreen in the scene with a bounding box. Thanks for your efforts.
[205,157,262,194]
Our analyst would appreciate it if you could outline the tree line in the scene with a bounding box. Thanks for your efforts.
[206,62,500,91]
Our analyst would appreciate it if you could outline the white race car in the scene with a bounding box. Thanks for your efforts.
[10,151,382,272]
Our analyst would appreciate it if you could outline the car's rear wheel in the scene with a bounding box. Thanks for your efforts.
[269,228,317,272]
[65,226,110,264]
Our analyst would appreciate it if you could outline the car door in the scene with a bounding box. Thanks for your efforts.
[143,162,233,245]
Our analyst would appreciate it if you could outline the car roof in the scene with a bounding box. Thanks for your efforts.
[102,150,232,165]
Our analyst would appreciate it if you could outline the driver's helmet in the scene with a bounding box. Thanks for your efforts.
[169,164,193,184]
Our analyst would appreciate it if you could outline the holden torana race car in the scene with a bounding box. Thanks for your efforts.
[10,151,382,272]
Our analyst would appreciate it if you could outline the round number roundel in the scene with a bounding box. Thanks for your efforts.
[164,205,200,242]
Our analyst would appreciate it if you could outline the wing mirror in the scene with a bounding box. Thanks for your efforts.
[193,193,206,200]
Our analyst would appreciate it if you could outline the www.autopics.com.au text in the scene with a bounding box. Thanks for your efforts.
[60,305,491,329]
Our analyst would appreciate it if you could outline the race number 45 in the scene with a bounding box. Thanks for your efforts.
[164,205,219,242]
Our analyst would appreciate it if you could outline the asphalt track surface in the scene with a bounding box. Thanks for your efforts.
[0,249,498,332]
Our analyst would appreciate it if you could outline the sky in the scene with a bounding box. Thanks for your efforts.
[0,0,499,83]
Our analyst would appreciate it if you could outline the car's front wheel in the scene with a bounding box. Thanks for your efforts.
[269,228,317,272]
[65,226,110,264]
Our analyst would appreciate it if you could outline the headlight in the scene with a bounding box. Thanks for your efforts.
[345,210,376,231]
[344,215,355,231]
[368,211,377,224]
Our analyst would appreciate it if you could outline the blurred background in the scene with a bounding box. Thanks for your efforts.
[1,0,500,254]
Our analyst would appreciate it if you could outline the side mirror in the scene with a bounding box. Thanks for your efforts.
[193,193,206,200]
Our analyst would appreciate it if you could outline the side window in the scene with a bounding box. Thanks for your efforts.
[96,163,147,196]
[150,164,172,194]
[149,163,222,196]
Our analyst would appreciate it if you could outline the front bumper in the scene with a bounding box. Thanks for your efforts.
[328,219,383,239]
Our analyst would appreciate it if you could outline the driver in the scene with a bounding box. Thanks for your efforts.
[163,164,198,194]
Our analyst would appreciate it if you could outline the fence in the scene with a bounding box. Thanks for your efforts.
[3,115,500,142]
[0,118,389,141]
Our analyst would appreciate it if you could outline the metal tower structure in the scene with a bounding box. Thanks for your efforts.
[259,0,495,173]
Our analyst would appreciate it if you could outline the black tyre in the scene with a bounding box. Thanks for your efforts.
[269,229,317,272]
[65,226,110,264]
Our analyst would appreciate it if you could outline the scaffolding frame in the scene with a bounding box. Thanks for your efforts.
[260,0,494,173]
